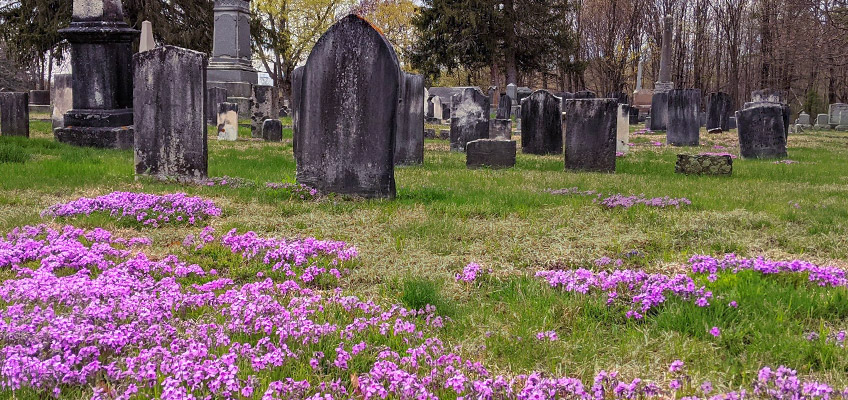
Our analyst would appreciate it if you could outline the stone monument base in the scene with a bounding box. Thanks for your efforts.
[55,126,134,149]
[29,105,51,114]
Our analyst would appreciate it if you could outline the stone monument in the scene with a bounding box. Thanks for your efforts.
[675,154,732,176]
[290,66,304,158]
[466,139,516,169]
[520,89,562,155]
[206,87,229,124]
[450,87,490,152]
[667,89,701,146]
[207,0,258,119]
[51,74,73,130]
[249,85,277,138]
[217,102,238,141]
[563,98,617,172]
[706,92,732,133]
[139,20,154,52]
[0,92,29,137]
[489,119,512,140]
[263,119,282,142]
[617,104,630,154]
[650,15,674,131]
[736,103,787,159]
[829,103,848,130]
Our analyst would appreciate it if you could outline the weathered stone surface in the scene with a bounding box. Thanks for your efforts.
[0,92,29,137]
[466,139,516,169]
[629,106,639,124]
[28,90,50,105]
[706,92,732,133]
[658,15,673,83]
[815,113,829,128]
[450,87,489,152]
[51,74,73,130]
[736,103,787,159]
[608,91,629,105]
[745,101,790,138]
[424,128,435,139]
[751,89,786,104]
[139,20,154,52]
[617,103,629,154]
[829,103,848,129]
[395,72,424,165]
[699,112,706,127]
[217,102,238,141]
[250,85,277,138]
[489,119,512,140]
[575,90,596,99]
[649,91,668,131]
[729,116,736,130]
[520,89,562,155]
[207,0,257,86]
[506,83,517,102]
[206,87,229,123]
[72,0,124,21]
[667,89,701,146]
[563,98,617,172]
[291,66,303,158]
[675,154,732,175]
[263,118,282,142]
[133,45,208,180]
[296,14,400,198]
[432,96,443,119]
[496,94,512,120]
[796,112,811,127]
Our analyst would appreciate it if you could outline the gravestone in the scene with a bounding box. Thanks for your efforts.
[263,118,282,142]
[629,106,639,124]
[426,96,434,118]
[728,116,736,130]
[206,87,229,124]
[650,91,668,131]
[617,104,630,154]
[432,96,443,119]
[651,15,674,132]
[496,94,512,119]
[667,89,701,146]
[751,89,786,104]
[217,102,238,141]
[439,129,449,140]
[506,83,517,102]
[675,154,732,175]
[296,14,400,198]
[575,90,596,99]
[395,72,424,165]
[699,112,707,127]
[608,92,629,105]
[706,92,732,133]
[250,85,277,138]
[736,103,787,159]
[815,113,829,129]
[450,87,490,152]
[466,139,516,169]
[488,86,498,109]
[54,0,139,149]
[829,103,848,130]
[745,101,790,138]
[520,90,562,155]
[290,66,303,158]
[207,0,257,119]
[795,112,811,129]
[489,119,512,140]
[563,98,617,172]
[51,74,73,130]
[511,105,521,119]
[0,92,29,137]
[424,128,435,139]
[139,20,154,52]
[133,46,208,180]
[28,90,50,105]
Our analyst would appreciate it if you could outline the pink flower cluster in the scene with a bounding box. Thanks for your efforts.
[41,191,222,227]
[688,254,848,288]
[456,262,483,283]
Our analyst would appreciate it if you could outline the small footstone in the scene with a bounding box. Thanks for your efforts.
[217,102,239,141]
[466,139,516,169]
[736,103,787,159]
[563,98,617,172]
[675,154,732,175]
[489,119,512,140]
[263,119,282,142]
[0,92,29,137]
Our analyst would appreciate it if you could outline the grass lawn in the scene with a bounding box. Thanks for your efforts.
[1,118,847,397]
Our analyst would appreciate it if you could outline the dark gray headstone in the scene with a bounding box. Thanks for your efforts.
[496,94,512,120]
[675,154,732,175]
[466,139,516,169]
[563,98,617,172]
[728,116,737,129]
[667,89,701,146]
[395,72,424,165]
[263,119,282,142]
[628,106,639,125]
[706,92,733,133]
[736,103,787,159]
[650,92,668,131]
[28,90,50,105]
[450,87,490,152]
[296,14,400,198]
[520,89,562,155]
[439,129,449,140]
[745,101,790,139]
[51,74,73,130]
[133,46,208,180]
[489,119,512,140]
[426,97,435,118]
[206,87,229,124]
[207,0,257,91]
[291,66,304,159]
[0,92,29,137]
[250,85,278,138]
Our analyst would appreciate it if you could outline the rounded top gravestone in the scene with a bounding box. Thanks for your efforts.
[296,14,401,198]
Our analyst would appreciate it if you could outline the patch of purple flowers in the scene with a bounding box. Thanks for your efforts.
[456,262,483,283]
[41,191,221,227]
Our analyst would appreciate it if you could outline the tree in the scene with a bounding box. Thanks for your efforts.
[351,0,418,68]
[0,0,71,89]
[122,0,215,53]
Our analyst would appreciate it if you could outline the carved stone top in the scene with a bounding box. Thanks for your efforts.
[72,0,125,22]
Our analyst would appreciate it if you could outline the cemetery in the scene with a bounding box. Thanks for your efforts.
[1,0,848,399]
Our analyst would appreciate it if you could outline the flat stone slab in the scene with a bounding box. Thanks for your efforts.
[466,139,516,169]
[675,154,732,175]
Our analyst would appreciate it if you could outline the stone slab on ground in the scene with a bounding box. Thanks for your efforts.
[466,139,516,169]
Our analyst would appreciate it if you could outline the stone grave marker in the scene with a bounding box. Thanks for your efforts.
[736,103,787,159]
[667,89,701,146]
[263,119,282,142]
[291,65,303,158]
[207,0,257,120]
[617,104,630,154]
[815,113,829,129]
[675,154,732,175]
[395,72,424,165]
[28,90,50,114]
[139,20,154,52]
[250,85,278,138]
[51,74,73,130]
[520,89,562,155]
[466,139,516,169]
[706,92,732,133]
[0,92,29,137]
[489,119,512,140]
[829,103,848,130]
[751,89,786,104]
[450,87,490,152]
[496,94,512,120]
[649,91,668,131]
[795,112,811,129]
[217,102,238,141]
[563,98,617,172]
[432,96,443,120]
[206,87,229,124]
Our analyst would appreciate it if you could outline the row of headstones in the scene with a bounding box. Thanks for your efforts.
[809,104,848,130]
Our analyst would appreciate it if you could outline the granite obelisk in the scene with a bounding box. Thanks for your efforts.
[650,15,674,131]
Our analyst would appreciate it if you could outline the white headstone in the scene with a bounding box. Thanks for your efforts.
[617,104,630,154]
[139,21,155,52]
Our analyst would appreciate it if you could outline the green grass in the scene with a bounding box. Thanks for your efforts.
[3,120,848,389]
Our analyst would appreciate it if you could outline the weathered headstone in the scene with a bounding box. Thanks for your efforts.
[54,0,138,149]
[506,83,517,102]
[699,112,707,127]
[207,0,257,119]
[450,87,490,152]
[675,154,732,175]
[751,89,786,104]
[206,87,229,124]
[575,90,596,99]
[736,103,787,159]
[650,15,674,132]
[425,128,435,139]
[439,129,449,140]
[563,98,617,172]
[263,118,282,142]
[629,106,639,125]
[395,72,424,165]
[608,91,629,105]
[815,113,829,129]
[51,74,73,130]
[667,89,701,146]
[296,14,400,198]
[28,90,50,105]
[0,92,29,137]
[489,119,512,140]
[728,116,737,130]
[133,46,207,180]
[617,104,630,154]
[290,65,303,158]
[706,92,732,133]
[466,139,516,169]
[795,112,811,129]
[426,96,434,118]
[217,102,238,141]
[521,90,562,155]
[249,85,277,138]
[745,101,790,138]
[829,103,848,130]
[650,91,668,131]
[496,94,512,120]
[139,20,155,52]
[432,96,443,119]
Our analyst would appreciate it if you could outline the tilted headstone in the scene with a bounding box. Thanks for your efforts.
[466,139,516,169]
[450,87,490,152]
[675,154,732,176]
[395,72,424,165]
[520,89,562,155]
[217,102,238,141]
[0,92,29,137]
[650,91,668,131]
[206,87,229,124]
[296,14,400,198]
[563,98,617,172]
[736,103,787,159]
[51,74,73,130]
[489,119,512,140]
[250,85,278,138]
[751,89,786,104]
[496,94,512,119]
[829,103,848,130]
[667,89,701,146]
[133,46,208,180]
[706,92,732,133]
[815,113,829,129]
[263,118,282,142]
[139,20,155,52]
[291,66,304,158]
[55,0,139,149]
[617,104,630,154]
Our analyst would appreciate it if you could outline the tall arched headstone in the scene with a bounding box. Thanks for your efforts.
[450,87,490,152]
[520,89,562,155]
[395,72,424,165]
[296,15,400,198]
